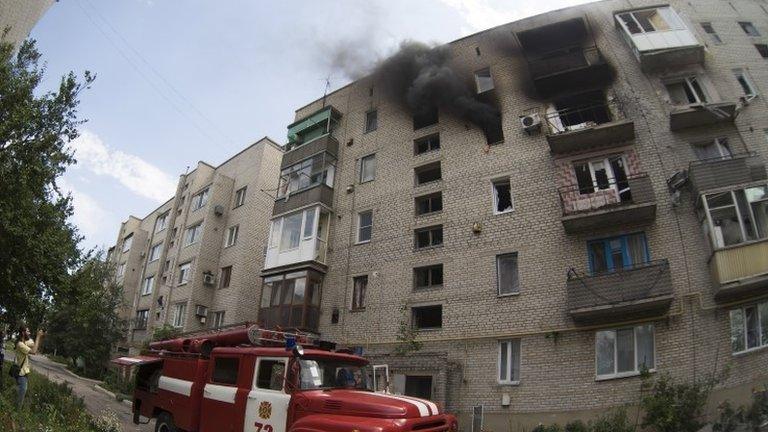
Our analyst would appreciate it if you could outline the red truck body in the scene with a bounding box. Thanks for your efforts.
[117,326,457,432]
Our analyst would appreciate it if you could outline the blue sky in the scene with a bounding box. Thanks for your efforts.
[29,0,591,250]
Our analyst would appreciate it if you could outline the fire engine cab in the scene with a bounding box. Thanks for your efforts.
[113,325,457,432]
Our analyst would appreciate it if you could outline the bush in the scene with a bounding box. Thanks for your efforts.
[641,373,714,432]
[531,408,635,432]
[713,387,768,432]
[101,368,135,397]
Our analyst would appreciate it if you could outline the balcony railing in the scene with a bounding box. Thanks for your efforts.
[567,259,674,325]
[545,100,635,154]
[710,238,768,303]
[689,152,767,197]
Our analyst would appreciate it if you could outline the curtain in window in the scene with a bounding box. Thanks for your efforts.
[626,233,648,266]
[746,306,760,349]
[596,331,615,376]
[636,324,655,370]
[616,328,635,373]
[730,309,746,352]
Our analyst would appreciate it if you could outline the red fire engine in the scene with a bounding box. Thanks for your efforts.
[113,324,458,432]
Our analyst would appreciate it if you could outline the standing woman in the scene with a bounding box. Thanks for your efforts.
[14,325,45,408]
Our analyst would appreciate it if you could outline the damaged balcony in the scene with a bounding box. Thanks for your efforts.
[517,18,613,99]
[669,102,738,131]
[689,153,767,197]
[567,260,674,325]
[710,239,768,304]
[559,173,656,234]
[545,97,635,154]
[614,6,704,72]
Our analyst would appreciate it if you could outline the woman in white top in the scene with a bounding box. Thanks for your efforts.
[14,325,44,409]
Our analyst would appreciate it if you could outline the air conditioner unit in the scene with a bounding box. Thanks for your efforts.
[666,170,688,192]
[519,113,541,134]
[195,305,208,317]
[214,205,224,216]
[203,272,216,286]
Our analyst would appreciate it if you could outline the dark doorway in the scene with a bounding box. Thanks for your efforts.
[404,375,433,400]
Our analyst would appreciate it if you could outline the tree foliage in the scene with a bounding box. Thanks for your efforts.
[640,373,715,432]
[0,36,94,326]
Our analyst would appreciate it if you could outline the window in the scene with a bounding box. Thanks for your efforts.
[142,276,155,296]
[219,266,232,289]
[256,359,286,390]
[365,110,378,133]
[739,22,761,37]
[573,155,630,202]
[122,234,133,253]
[757,44,768,58]
[665,76,708,105]
[172,302,187,327]
[413,106,438,130]
[483,113,504,146]
[259,270,323,331]
[269,207,326,253]
[415,162,442,185]
[357,211,373,243]
[415,225,443,249]
[733,69,757,97]
[492,178,513,214]
[596,324,655,379]
[117,262,126,277]
[155,212,169,233]
[359,154,376,183]
[178,262,191,285]
[700,186,768,248]
[730,301,768,353]
[280,212,302,250]
[617,8,678,35]
[192,188,209,210]
[588,233,649,274]
[135,310,149,329]
[692,137,732,161]
[412,305,442,330]
[474,68,494,93]
[184,223,203,246]
[212,357,239,385]
[148,243,162,262]
[496,253,519,295]
[164,259,171,273]
[700,22,722,44]
[498,339,521,384]
[225,225,239,247]
[234,186,247,208]
[352,276,367,310]
[415,192,443,216]
[414,264,443,289]
[303,207,316,239]
[212,311,225,328]
[277,153,336,198]
[414,134,440,155]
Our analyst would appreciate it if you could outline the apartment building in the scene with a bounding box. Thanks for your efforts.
[0,0,54,48]
[260,0,768,428]
[108,137,282,352]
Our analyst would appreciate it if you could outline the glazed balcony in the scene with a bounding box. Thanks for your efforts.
[545,100,635,154]
[559,173,657,234]
[710,239,768,304]
[567,259,674,325]
[286,105,342,152]
[282,134,339,169]
[669,101,738,131]
[689,153,767,197]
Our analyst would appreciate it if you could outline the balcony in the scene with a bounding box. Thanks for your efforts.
[669,102,738,131]
[286,105,341,152]
[263,206,330,274]
[614,7,704,72]
[710,239,768,303]
[545,100,635,154]
[567,260,674,325]
[689,153,767,197]
[259,270,322,333]
[273,183,334,216]
[281,134,339,169]
[559,173,657,234]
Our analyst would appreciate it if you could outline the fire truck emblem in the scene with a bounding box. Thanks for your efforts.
[258,401,272,419]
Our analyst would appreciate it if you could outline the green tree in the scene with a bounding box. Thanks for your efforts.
[641,373,715,432]
[44,254,126,379]
[0,36,94,326]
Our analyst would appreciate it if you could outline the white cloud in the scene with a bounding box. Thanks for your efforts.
[58,178,111,248]
[70,130,177,203]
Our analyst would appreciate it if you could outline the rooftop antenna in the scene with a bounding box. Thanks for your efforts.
[321,73,332,108]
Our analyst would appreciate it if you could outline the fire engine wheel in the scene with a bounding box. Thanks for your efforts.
[155,412,178,432]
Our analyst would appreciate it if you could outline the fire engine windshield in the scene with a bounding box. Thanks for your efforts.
[299,359,372,390]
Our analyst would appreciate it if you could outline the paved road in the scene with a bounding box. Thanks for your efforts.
[4,349,154,432]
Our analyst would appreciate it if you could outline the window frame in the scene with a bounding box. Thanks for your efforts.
[234,186,247,208]
[730,300,768,355]
[219,265,232,289]
[359,154,377,183]
[491,177,514,215]
[699,185,768,249]
[178,262,192,285]
[474,67,494,94]
[415,161,442,186]
[211,356,240,386]
[192,187,210,211]
[365,110,378,133]
[253,357,287,392]
[732,68,757,97]
[664,76,709,105]
[414,225,444,250]
[212,311,226,328]
[141,275,155,296]
[587,232,650,275]
[413,264,444,290]
[172,302,187,328]
[756,44,768,58]
[184,223,203,246]
[122,234,133,253]
[700,22,722,44]
[351,275,368,311]
[414,134,440,155]
[117,262,126,277]
[411,304,443,330]
[356,210,373,244]
[155,212,169,233]
[497,339,521,385]
[135,309,149,329]
[225,225,239,247]
[739,21,761,37]
[148,243,162,262]
[415,192,443,216]
[616,7,683,35]
[595,324,656,380]
[496,253,520,296]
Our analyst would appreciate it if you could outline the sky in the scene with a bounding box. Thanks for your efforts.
[28,0,593,251]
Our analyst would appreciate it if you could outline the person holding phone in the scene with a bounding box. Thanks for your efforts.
[13,325,45,409]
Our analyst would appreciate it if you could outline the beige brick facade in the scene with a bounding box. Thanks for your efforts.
[0,0,54,48]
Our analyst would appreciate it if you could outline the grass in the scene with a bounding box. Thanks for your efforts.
[45,354,70,366]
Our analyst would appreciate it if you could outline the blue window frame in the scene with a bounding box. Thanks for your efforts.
[588,233,649,274]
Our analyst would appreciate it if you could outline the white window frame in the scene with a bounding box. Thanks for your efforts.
[491,177,514,215]
[730,302,768,355]
[192,188,210,211]
[739,21,761,37]
[497,339,521,384]
[474,68,494,94]
[122,234,133,253]
[117,262,126,278]
[574,154,629,196]
[184,223,203,246]
[733,68,757,97]
[172,302,187,328]
[178,262,191,285]
[155,213,169,233]
[700,185,768,249]
[693,137,732,161]
[141,275,155,296]
[616,7,684,35]
[496,253,519,296]
[664,76,709,105]
[234,186,247,208]
[212,311,226,328]
[360,154,376,183]
[225,225,239,247]
[700,22,722,44]
[148,243,162,262]
[595,324,656,380]
[356,210,373,244]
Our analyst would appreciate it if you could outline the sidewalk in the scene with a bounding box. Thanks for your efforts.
[3,349,154,432]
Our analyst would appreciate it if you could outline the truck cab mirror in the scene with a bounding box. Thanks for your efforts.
[292,345,304,358]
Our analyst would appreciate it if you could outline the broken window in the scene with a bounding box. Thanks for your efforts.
[365,110,378,133]
[359,154,376,183]
[739,22,761,37]
[412,305,442,330]
[496,253,519,295]
[733,69,757,96]
[413,106,438,130]
[548,90,611,133]
[692,137,732,161]
[483,113,504,145]
[415,192,443,216]
[415,162,442,185]
[414,133,440,155]
[414,264,443,289]
[573,155,631,201]
[492,178,513,214]
[352,275,367,310]
[700,22,722,44]
[415,225,443,249]
[665,76,708,105]
[618,8,674,34]
[474,68,494,93]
